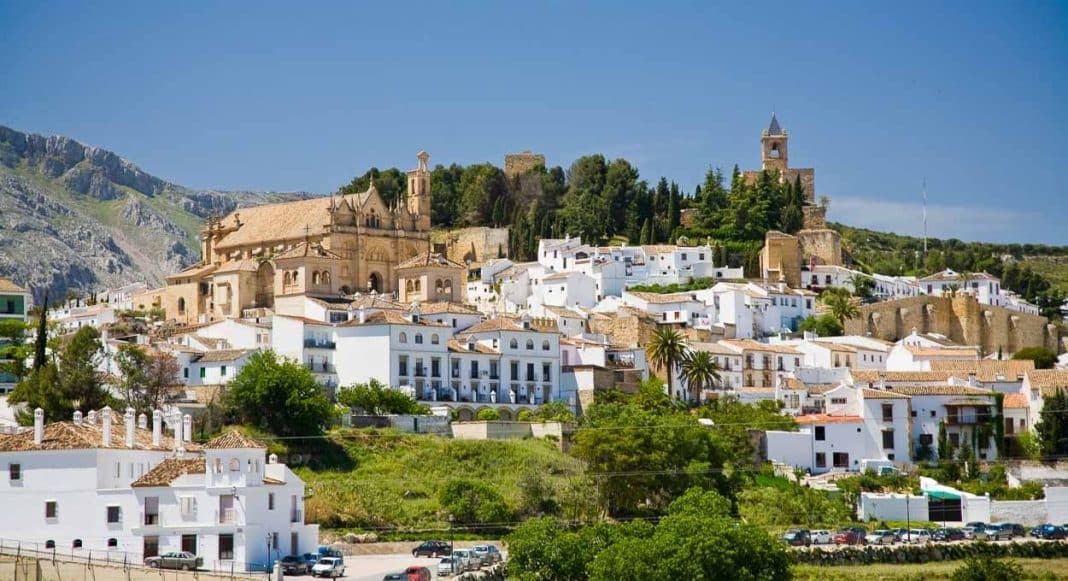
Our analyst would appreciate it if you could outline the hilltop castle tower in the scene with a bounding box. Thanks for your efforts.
[744,114,816,205]
[407,150,432,232]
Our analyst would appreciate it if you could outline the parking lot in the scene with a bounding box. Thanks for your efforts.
[284,551,506,581]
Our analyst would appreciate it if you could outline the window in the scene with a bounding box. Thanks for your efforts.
[399,355,409,376]
[881,403,894,422]
[199,368,206,379]
[887,454,895,461]
[542,363,552,382]
[271,532,279,550]
[106,506,121,523]
[542,340,550,351]
[183,368,189,379]
[229,459,240,472]
[214,458,223,473]
[45,500,57,519]
[509,338,518,349]
[815,453,826,468]
[830,398,847,405]
[919,434,934,446]
[269,493,275,510]
[218,534,234,560]
[814,426,825,441]
[221,365,227,376]
[526,339,534,350]
[399,332,408,344]
[9,463,20,481]
[911,410,917,418]
[415,333,424,344]
[882,430,894,450]
[431,334,439,345]
[107,538,117,548]
[930,410,936,418]
[180,497,197,517]
[832,452,849,468]
[45,540,55,549]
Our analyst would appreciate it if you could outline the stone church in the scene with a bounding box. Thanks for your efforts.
[164,152,435,323]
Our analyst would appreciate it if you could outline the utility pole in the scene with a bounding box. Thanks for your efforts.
[922,178,928,255]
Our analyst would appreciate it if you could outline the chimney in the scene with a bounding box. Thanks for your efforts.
[33,408,44,445]
[269,453,278,464]
[124,407,135,448]
[358,307,366,324]
[183,414,192,443]
[87,410,97,426]
[73,410,83,426]
[173,413,184,454]
[137,413,147,430]
[152,409,162,447]
[101,406,113,447]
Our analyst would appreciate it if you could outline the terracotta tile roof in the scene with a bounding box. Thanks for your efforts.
[460,316,557,335]
[0,277,28,293]
[0,420,197,452]
[851,370,961,383]
[348,295,406,310]
[1003,393,1029,409]
[626,291,700,305]
[131,458,206,487]
[419,301,480,315]
[721,339,799,354]
[213,195,349,250]
[797,414,863,424]
[806,384,839,395]
[213,259,261,274]
[905,344,980,358]
[640,245,677,254]
[885,385,997,397]
[690,342,743,356]
[263,475,285,485]
[929,360,1035,382]
[861,388,911,400]
[944,398,995,406]
[542,305,586,319]
[274,241,343,261]
[736,387,776,394]
[813,341,857,353]
[194,349,252,363]
[203,430,267,449]
[1027,370,1068,397]
[396,251,465,270]
[343,310,448,327]
[165,263,218,281]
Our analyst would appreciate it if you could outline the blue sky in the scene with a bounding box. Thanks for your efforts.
[2,1,1066,244]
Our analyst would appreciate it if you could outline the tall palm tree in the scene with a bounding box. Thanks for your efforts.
[679,350,721,402]
[821,288,860,327]
[847,273,874,300]
[646,326,687,396]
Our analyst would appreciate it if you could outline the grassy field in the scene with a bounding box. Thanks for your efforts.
[287,428,590,534]
[793,558,1068,580]
[1023,256,1068,294]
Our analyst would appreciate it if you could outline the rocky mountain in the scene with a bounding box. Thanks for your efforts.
[0,126,315,301]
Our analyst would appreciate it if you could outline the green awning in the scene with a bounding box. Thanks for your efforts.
[925,490,961,500]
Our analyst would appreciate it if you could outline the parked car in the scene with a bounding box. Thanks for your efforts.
[905,529,932,544]
[1034,524,1068,540]
[453,549,478,570]
[833,528,866,545]
[472,544,503,565]
[384,574,408,581]
[145,552,203,571]
[932,528,966,542]
[891,528,909,542]
[998,523,1026,538]
[437,556,459,577]
[809,530,834,545]
[965,522,988,532]
[781,529,812,547]
[302,553,321,569]
[383,567,432,581]
[982,526,1013,541]
[311,557,346,578]
[278,555,310,575]
[869,530,896,545]
[961,527,977,540]
[412,540,452,558]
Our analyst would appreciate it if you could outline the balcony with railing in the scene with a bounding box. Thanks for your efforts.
[216,508,237,525]
[304,362,336,374]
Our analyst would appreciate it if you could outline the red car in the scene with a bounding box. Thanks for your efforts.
[404,566,431,581]
[833,528,867,545]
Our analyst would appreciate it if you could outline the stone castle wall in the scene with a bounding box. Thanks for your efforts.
[802,205,826,229]
[845,295,1059,354]
[797,228,842,266]
[504,151,546,178]
[431,226,510,268]
[760,231,802,288]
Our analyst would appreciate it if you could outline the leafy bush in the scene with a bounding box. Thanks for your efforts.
[337,379,430,415]
[225,350,336,436]
[951,556,1023,581]
[438,478,513,525]
[1012,347,1057,369]
[476,408,502,421]
[798,313,844,337]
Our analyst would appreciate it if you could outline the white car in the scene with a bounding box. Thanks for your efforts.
[906,529,931,544]
[809,530,833,545]
[438,556,458,577]
[311,557,346,578]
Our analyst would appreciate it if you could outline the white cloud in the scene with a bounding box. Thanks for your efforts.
[828,196,1055,244]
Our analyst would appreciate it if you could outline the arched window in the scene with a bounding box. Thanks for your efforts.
[284,272,292,285]
[45,540,55,549]
[415,333,424,344]
[313,271,321,285]
[414,279,421,292]
[526,339,534,350]
[322,271,331,284]
[291,271,299,284]
[247,459,253,472]
[509,338,518,349]
[214,458,223,473]
[399,332,408,344]
[431,334,440,345]
[435,279,444,293]
[107,538,118,548]
[769,142,781,159]
[443,280,453,295]
[542,340,550,351]
[72,539,82,549]
[406,280,414,293]
[177,297,186,314]
[229,458,240,472]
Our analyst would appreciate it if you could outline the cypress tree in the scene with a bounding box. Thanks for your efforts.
[33,294,48,371]
[640,219,652,245]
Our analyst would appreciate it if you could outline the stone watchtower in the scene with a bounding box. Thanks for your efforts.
[761,114,789,172]
[407,150,432,232]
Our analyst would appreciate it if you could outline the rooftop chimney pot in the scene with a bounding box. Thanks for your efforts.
[33,408,44,445]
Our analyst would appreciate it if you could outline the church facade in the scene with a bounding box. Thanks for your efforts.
[164,152,435,324]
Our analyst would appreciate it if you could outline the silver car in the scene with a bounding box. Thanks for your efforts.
[472,544,502,565]
[452,549,477,571]
[438,556,458,576]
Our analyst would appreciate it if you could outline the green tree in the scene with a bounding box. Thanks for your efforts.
[114,344,178,413]
[0,319,31,382]
[32,295,49,371]
[475,408,501,421]
[1012,346,1057,369]
[1036,389,1068,455]
[678,350,721,401]
[848,273,875,300]
[457,163,507,225]
[336,379,429,415]
[797,314,844,337]
[646,326,687,396]
[438,478,512,525]
[10,325,109,423]
[697,398,797,468]
[225,350,336,436]
[820,287,860,326]
[531,401,577,423]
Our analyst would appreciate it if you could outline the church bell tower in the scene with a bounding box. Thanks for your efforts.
[407,150,431,232]
[761,114,788,172]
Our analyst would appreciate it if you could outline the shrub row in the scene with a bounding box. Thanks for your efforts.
[795,541,1068,566]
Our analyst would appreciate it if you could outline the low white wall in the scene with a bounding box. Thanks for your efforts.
[391,415,450,434]
[1047,486,1068,523]
[766,430,812,471]
[990,500,1046,525]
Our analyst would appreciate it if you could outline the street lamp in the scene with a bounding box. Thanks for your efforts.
[449,514,455,553]
[266,533,272,573]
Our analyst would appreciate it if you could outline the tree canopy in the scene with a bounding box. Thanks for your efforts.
[224,350,336,436]
[336,379,429,415]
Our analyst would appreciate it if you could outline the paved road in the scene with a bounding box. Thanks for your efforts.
[286,552,500,581]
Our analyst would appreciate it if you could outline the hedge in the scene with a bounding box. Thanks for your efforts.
[794,541,1068,566]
